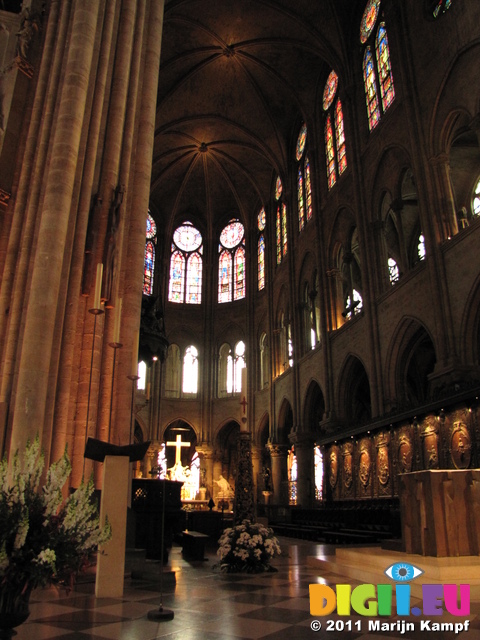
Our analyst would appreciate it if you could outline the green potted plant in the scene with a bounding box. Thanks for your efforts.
[0,436,111,637]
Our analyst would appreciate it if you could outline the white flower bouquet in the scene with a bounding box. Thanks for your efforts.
[216,520,281,573]
[0,436,111,596]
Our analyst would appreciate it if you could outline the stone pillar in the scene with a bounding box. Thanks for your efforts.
[430,153,459,240]
[196,444,214,499]
[10,1,102,452]
[268,443,288,505]
[213,454,222,503]
[251,445,261,503]
[234,431,255,524]
[294,441,314,508]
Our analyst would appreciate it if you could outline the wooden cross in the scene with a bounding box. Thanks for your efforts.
[240,396,247,415]
[166,434,190,465]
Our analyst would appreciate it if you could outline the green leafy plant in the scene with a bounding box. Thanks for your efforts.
[216,520,281,573]
[0,436,111,595]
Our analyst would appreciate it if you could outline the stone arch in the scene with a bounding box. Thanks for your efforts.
[337,354,371,425]
[385,317,437,409]
[277,398,293,444]
[303,379,326,437]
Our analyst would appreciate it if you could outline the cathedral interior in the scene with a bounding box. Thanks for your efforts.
[0,0,479,536]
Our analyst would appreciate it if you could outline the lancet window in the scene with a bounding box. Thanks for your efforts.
[183,345,199,394]
[296,123,313,231]
[257,208,266,290]
[143,212,157,295]
[168,221,203,304]
[218,219,246,303]
[323,71,347,190]
[275,177,288,264]
[314,446,324,501]
[361,0,395,131]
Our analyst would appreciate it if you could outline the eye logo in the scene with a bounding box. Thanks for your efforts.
[384,562,424,582]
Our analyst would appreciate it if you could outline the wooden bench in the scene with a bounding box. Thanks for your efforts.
[181,530,209,560]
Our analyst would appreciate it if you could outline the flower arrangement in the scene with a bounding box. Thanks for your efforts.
[217,520,281,573]
[0,436,111,597]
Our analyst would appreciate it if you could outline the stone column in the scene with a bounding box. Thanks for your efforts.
[430,153,459,239]
[196,444,214,499]
[268,443,288,505]
[234,431,255,524]
[251,445,261,503]
[294,440,314,508]
[10,1,101,453]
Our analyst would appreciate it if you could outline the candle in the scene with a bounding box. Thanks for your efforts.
[131,330,139,377]
[93,263,103,310]
[113,298,122,344]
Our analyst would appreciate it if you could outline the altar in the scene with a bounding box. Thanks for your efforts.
[399,468,480,556]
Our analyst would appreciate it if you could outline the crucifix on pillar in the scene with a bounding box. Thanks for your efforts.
[240,396,247,415]
[166,434,190,465]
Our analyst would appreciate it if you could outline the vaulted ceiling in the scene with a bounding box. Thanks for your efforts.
[151,0,360,239]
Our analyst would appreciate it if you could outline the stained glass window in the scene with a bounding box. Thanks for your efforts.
[258,234,265,291]
[275,175,283,201]
[143,212,157,295]
[360,0,381,43]
[296,122,307,161]
[282,203,288,258]
[276,206,282,265]
[258,207,266,231]
[363,48,381,131]
[323,70,338,110]
[376,23,395,111]
[305,157,313,221]
[297,167,305,232]
[218,219,245,303]
[314,446,324,501]
[288,446,297,505]
[335,100,347,175]
[296,124,313,231]
[432,0,452,18]
[168,221,203,304]
[361,2,395,130]
[325,114,337,189]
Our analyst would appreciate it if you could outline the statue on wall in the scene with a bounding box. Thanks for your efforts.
[359,446,371,489]
[329,448,338,489]
[15,7,41,60]
[214,474,234,499]
[398,431,413,473]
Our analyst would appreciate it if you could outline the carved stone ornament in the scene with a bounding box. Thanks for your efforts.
[342,442,353,489]
[398,431,413,473]
[450,421,472,469]
[328,446,338,489]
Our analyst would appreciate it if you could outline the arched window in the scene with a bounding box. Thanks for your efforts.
[168,221,203,304]
[257,208,266,292]
[323,71,347,190]
[183,345,198,394]
[275,177,287,264]
[143,212,157,295]
[226,341,245,393]
[314,446,324,501]
[296,123,313,231]
[360,0,394,131]
[417,233,426,261]
[472,177,480,217]
[137,360,147,390]
[218,219,246,303]
[340,228,364,320]
[388,257,400,284]
[288,446,297,505]
[430,0,452,18]
[260,332,269,389]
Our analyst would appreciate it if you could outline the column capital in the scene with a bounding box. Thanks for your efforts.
[267,442,288,457]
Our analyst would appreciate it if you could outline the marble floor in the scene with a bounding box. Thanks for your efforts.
[13,537,480,640]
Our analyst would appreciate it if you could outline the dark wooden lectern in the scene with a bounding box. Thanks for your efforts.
[131,478,184,561]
